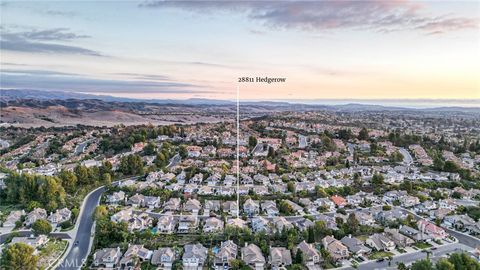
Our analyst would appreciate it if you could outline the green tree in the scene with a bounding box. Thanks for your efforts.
[120,154,144,175]
[57,170,78,193]
[294,249,303,264]
[230,259,245,270]
[443,161,460,173]
[436,258,455,270]
[248,136,258,149]
[448,252,480,269]
[94,205,109,220]
[287,181,296,193]
[179,145,188,159]
[390,150,404,163]
[371,173,384,186]
[411,259,434,270]
[397,262,408,270]
[0,243,38,270]
[101,173,112,185]
[74,165,90,185]
[346,213,359,234]
[32,219,52,235]
[143,142,156,155]
[358,127,369,140]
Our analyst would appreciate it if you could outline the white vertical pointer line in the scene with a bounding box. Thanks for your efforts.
[236,85,240,219]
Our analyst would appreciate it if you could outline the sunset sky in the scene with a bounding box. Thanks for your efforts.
[1,1,479,100]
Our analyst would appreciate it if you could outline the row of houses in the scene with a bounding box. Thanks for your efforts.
[92,240,324,270]
[2,207,72,229]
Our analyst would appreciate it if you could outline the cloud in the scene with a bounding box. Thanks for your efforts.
[112,72,172,81]
[44,10,77,17]
[1,69,78,76]
[18,28,90,41]
[1,28,101,56]
[140,0,478,35]
[0,69,209,94]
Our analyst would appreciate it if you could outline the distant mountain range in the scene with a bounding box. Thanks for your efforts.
[1,89,479,112]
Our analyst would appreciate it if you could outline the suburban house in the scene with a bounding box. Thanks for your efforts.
[47,208,72,225]
[366,233,396,251]
[204,217,224,233]
[297,240,322,266]
[184,199,202,215]
[340,235,371,257]
[92,247,122,269]
[24,208,47,227]
[151,248,176,270]
[443,215,476,231]
[251,217,271,233]
[322,235,350,261]
[164,198,182,212]
[399,225,432,242]
[261,200,279,216]
[183,244,208,270]
[3,210,25,228]
[178,215,199,233]
[119,245,153,268]
[241,243,266,270]
[106,191,125,205]
[157,214,177,234]
[10,234,49,250]
[243,199,260,216]
[214,240,238,270]
[269,247,292,270]
[417,219,448,240]
[330,195,347,208]
[384,228,415,248]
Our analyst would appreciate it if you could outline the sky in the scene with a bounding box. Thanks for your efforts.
[1,0,479,101]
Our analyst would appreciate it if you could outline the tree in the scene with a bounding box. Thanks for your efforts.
[58,170,78,193]
[179,145,188,159]
[411,259,434,270]
[95,218,129,248]
[143,142,156,155]
[397,262,408,270]
[307,226,315,243]
[358,127,369,140]
[287,181,296,193]
[279,201,294,215]
[101,173,112,185]
[74,165,90,185]
[230,259,245,270]
[443,161,460,173]
[371,173,384,186]
[248,136,257,149]
[0,243,38,270]
[436,258,455,270]
[32,219,52,235]
[94,205,109,220]
[390,150,404,163]
[267,146,276,158]
[120,154,144,175]
[448,252,480,269]
[346,213,359,234]
[294,249,303,264]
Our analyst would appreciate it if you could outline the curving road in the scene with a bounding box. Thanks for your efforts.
[55,176,139,269]
[56,186,105,269]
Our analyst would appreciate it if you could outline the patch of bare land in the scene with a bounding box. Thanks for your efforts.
[0,105,234,128]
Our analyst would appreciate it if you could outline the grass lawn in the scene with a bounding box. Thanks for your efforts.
[368,251,394,260]
[414,242,432,249]
[356,235,369,241]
